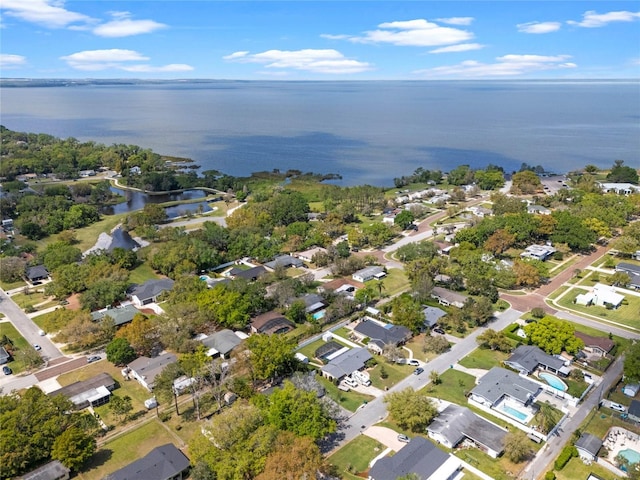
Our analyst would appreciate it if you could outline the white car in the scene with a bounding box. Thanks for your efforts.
[610,402,626,413]
[33,344,42,351]
[407,359,420,367]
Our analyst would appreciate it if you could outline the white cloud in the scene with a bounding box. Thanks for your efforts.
[568,10,640,28]
[517,21,561,34]
[435,17,475,26]
[327,18,473,47]
[320,33,351,40]
[93,11,166,37]
[0,53,27,68]
[60,49,192,73]
[429,43,485,54]
[223,49,373,74]
[0,0,94,28]
[415,54,576,78]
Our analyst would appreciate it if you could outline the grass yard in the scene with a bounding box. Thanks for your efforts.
[459,347,510,371]
[580,406,640,439]
[381,268,410,297]
[454,448,523,480]
[77,420,179,480]
[552,455,618,480]
[11,290,57,312]
[316,375,374,412]
[54,213,129,252]
[0,321,30,373]
[0,279,26,291]
[369,360,412,390]
[404,333,440,362]
[327,435,384,479]
[128,263,160,284]
[296,336,352,361]
[557,289,640,330]
[547,285,569,300]
[421,369,476,405]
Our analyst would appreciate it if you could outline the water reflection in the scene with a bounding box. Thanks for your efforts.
[102,187,209,216]
[109,228,140,251]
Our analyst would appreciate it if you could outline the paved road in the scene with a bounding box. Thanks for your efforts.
[0,290,63,362]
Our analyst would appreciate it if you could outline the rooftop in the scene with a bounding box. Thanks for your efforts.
[321,347,372,379]
[471,367,541,405]
[106,444,190,480]
[369,436,452,480]
[506,345,565,374]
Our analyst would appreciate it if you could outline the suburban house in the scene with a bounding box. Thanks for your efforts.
[264,254,303,271]
[623,384,640,397]
[353,317,412,354]
[521,244,556,261]
[0,346,10,365]
[79,169,96,177]
[575,433,603,463]
[422,306,447,329]
[321,347,372,382]
[574,331,615,357]
[469,367,541,411]
[91,304,140,327]
[295,246,327,263]
[575,284,624,309]
[49,372,116,409]
[352,266,385,283]
[26,264,49,283]
[106,444,190,480]
[628,400,640,423]
[127,353,178,391]
[229,265,267,282]
[431,286,467,308]
[19,460,70,480]
[527,204,551,215]
[504,345,567,376]
[314,340,349,363]
[250,311,295,335]
[288,293,327,314]
[201,329,243,358]
[597,182,640,195]
[614,262,640,289]
[368,436,461,480]
[128,278,174,306]
[427,404,508,459]
[318,278,363,299]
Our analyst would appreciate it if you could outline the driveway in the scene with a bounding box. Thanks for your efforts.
[363,425,406,451]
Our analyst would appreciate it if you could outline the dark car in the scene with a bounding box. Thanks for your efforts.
[433,327,445,335]
[413,367,424,376]
[3,366,12,375]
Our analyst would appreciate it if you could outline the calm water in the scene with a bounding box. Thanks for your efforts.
[1,81,638,186]
[104,187,208,215]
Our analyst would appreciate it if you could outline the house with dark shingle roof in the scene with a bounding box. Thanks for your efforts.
[614,262,640,289]
[250,311,295,335]
[628,400,640,423]
[504,345,566,375]
[49,372,116,409]
[574,331,614,357]
[91,305,140,327]
[201,329,243,358]
[431,286,467,308]
[128,278,174,306]
[264,255,303,271]
[427,404,508,458]
[0,346,11,365]
[127,353,177,391]
[104,444,189,480]
[321,347,372,381]
[368,436,461,480]
[469,367,541,408]
[231,266,267,282]
[423,306,447,329]
[575,433,603,462]
[26,265,49,283]
[353,318,412,354]
[19,460,70,480]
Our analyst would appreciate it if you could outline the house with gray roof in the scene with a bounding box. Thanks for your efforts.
[368,436,461,480]
[231,265,267,282]
[575,433,603,462]
[352,266,385,283]
[431,286,467,308]
[264,254,303,271]
[49,372,116,409]
[427,404,508,458]
[201,329,242,358]
[128,278,174,306]
[423,306,447,329]
[91,305,140,327]
[288,293,326,314]
[127,353,177,391]
[105,443,190,480]
[19,460,70,480]
[628,400,640,423]
[615,262,640,289]
[504,345,566,375]
[0,346,10,365]
[469,367,541,408]
[321,347,372,381]
[26,265,49,283]
[353,318,412,354]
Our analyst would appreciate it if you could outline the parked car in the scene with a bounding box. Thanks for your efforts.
[397,434,410,443]
[433,327,445,335]
[3,366,12,375]
[407,359,420,367]
[33,344,41,351]
[38,329,46,336]
[610,402,626,412]
[87,356,101,363]
[413,367,424,376]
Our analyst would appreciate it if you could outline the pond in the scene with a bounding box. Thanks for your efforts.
[102,187,208,215]
[109,228,140,251]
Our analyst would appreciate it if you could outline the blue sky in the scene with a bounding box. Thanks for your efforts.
[1,1,639,79]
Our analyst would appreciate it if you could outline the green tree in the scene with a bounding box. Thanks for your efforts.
[41,242,82,272]
[50,426,96,471]
[391,294,425,334]
[476,329,512,352]
[523,317,584,355]
[624,342,640,382]
[286,300,308,324]
[262,381,336,440]
[607,160,639,184]
[423,335,450,354]
[109,395,133,422]
[535,401,562,435]
[256,431,326,480]
[503,431,533,463]
[510,170,542,194]
[246,334,297,382]
[0,256,26,283]
[384,387,437,432]
[394,210,415,230]
[105,337,137,366]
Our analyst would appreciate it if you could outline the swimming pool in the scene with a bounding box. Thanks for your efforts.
[313,310,326,320]
[539,372,568,392]
[501,404,529,422]
[620,448,640,466]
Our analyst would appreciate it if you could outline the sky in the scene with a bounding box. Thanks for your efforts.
[1,1,639,80]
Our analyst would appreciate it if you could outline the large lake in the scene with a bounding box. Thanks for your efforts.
[1,81,638,186]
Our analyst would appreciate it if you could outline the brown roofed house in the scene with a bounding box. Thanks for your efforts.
[250,311,295,335]
[575,331,614,357]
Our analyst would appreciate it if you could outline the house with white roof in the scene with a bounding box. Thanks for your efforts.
[575,283,624,309]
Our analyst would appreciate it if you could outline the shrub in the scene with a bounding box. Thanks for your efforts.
[554,446,577,470]
[544,472,556,480]
[531,307,545,319]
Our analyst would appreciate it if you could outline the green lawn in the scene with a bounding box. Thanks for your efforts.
[380,268,410,297]
[11,290,57,312]
[404,333,440,362]
[553,454,619,480]
[459,347,510,371]
[369,360,412,390]
[580,406,640,439]
[547,285,569,300]
[316,375,374,412]
[556,289,640,330]
[454,448,520,480]
[128,263,160,284]
[78,420,179,480]
[327,435,384,479]
[421,369,476,405]
[0,279,26,291]
[51,212,129,252]
[0,321,30,373]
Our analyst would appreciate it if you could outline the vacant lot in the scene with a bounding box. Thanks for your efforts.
[327,435,384,480]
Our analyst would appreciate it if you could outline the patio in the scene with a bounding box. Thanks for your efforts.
[603,426,640,469]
